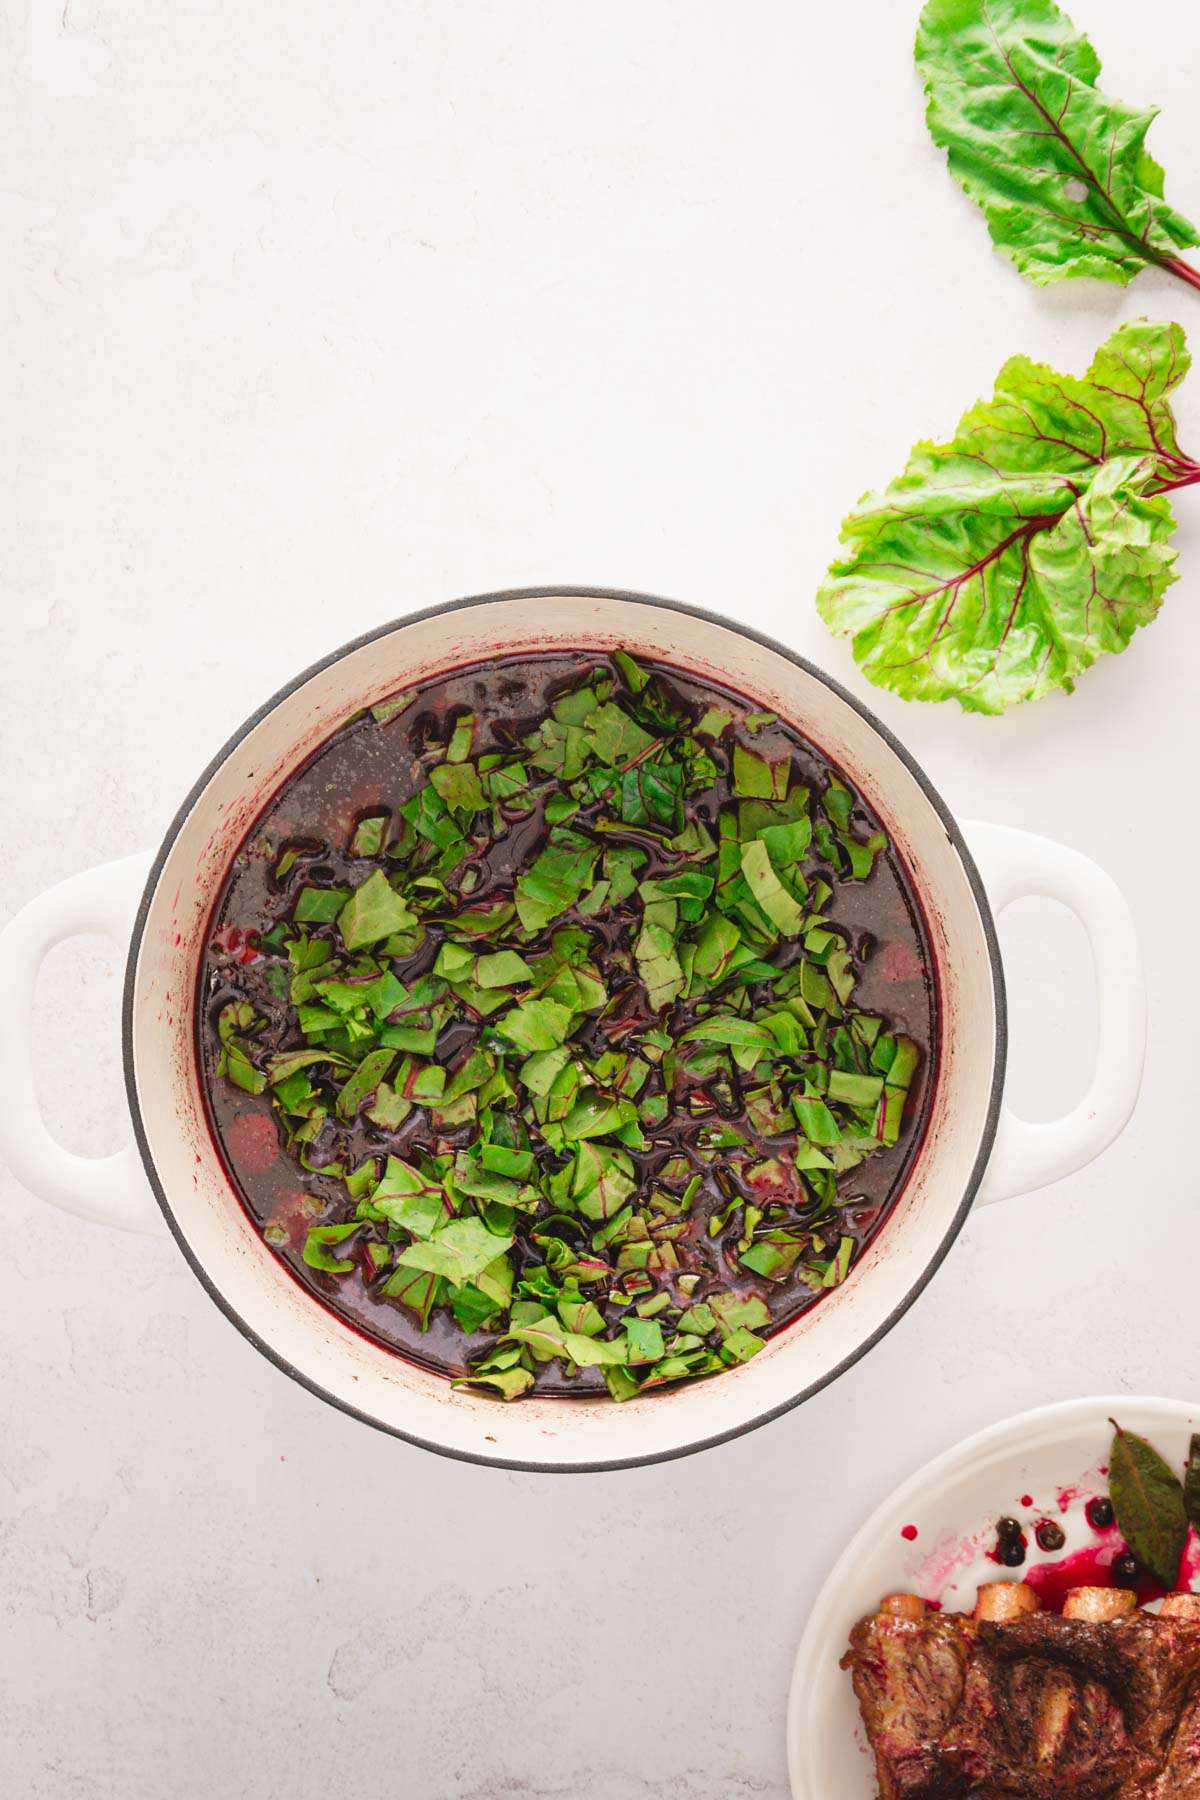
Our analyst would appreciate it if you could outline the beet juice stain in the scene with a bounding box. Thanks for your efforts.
[196,652,938,1393]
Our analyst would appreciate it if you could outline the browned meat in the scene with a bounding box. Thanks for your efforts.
[1137,1605,1200,1800]
[842,1586,1200,1799]
[842,1609,974,1796]
[1144,1685,1200,1797]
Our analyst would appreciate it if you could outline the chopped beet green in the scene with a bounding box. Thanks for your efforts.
[294,886,349,924]
[200,651,934,1400]
[303,1221,361,1273]
[350,813,388,858]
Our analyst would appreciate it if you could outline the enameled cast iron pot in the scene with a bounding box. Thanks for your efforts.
[0,590,1147,1471]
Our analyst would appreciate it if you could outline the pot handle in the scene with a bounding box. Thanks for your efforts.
[962,821,1145,1205]
[0,852,163,1233]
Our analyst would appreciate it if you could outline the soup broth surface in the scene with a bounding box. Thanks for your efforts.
[198,652,937,1399]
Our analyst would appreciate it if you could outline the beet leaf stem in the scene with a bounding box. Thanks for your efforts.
[1162,257,1200,296]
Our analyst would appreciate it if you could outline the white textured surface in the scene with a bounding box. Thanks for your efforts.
[3,1,1198,1795]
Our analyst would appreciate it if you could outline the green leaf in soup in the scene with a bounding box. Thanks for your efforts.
[547,794,583,828]
[445,712,476,762]
[287,934,333,973]
[479,1142,536,1180]
[670,819,717,864]
[366,1081,411,1129]
[678,1301,718,1337]
[739,1237,804,1282]
[826,1069,884,1109]
[552,681,605,728]
[570,1141,637,1221]
[302,1222,361,1274]
[311,976,376,1016]
[497,996,575,1053]
[448,900,518,940]
[380,1265,441,1327]
[474,949,534,989]
[620,758,684,831]
[294,885,350,924]
[817,320,1195,713]
[433,941,473,981]
[394,1217,515,1286]
[709,1291,772,1338]
[793,1093,841,1146]
[560,1089,639,1143]
[555,1292,607,1338]
[335,1047,396,1121]
[681,1015,774,1054]
[612,648,650,692]
[584,700,656,766]
[448,1251,512,1332]
[216,1004,266,1093]
[262,961,292,1001]
[1108,1420,1189,1590]
[454,1364,536,1401]
[343,1158,379,1201]
[485,765,531,811]
[732,744,789,801]
[220,1043,267,1095]
[915,0,1200,291]
[471,1252,514,1310]
[719,1326,764,1364]
[739,839,803,936]
[509,1314,630,1368]
[448,1284,502,1333]
[401,784,461,851]
[575,879,609,917]
[372,1157,446,1236]
[695,706,732,738]
[602,844,645,903]
[514,838,598,932]
[361,968,404,1020]
[429,759,486,815]
[814,1235,854,1290]
[692,914,745,986]
[350,812,388,858]
[523,716,586,779]
[273,844,303,880]
[635,905,685,1011]
[623,1316,665,1365]
[273,1070,320,1118]
[338,869,417,950]
[452,1152,538,1211]
[758,817,811,867]
[370,693,412,725]
[638,869,714,920]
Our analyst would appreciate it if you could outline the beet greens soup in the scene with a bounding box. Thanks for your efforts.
[198,649,937,1402]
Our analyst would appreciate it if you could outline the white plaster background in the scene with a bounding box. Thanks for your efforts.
[3,1,1198,1794]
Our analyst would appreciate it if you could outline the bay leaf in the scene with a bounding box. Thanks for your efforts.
[1109,1420,1188,1590]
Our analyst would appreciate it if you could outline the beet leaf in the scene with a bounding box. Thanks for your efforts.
[817,318,1199,712]
[916,0,1200,293]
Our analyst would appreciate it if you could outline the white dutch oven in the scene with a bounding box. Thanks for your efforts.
[0,590,1146,1471]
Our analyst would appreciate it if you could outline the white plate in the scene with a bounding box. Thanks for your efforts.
[786,1395,1200,1800]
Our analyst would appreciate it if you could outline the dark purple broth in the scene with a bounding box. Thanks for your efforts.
[197,652,938,1394]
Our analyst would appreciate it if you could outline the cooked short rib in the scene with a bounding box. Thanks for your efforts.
[842,1586,1200,1798]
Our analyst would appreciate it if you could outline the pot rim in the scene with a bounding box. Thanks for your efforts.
[120,586,1007,1473]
